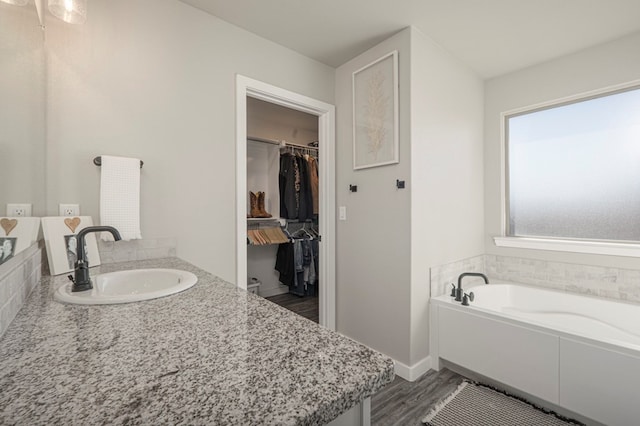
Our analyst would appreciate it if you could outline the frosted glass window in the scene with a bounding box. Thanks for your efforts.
[506,86,640,242]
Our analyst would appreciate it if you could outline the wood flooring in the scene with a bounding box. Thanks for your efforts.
[265,293,319,323]
[371,368,465,426]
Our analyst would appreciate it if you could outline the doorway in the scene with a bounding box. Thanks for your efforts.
[235,76,336,330]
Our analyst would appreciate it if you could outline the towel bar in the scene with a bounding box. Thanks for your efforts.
[93,156,143,168]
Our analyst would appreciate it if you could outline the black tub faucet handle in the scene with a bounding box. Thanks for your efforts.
[462,292,475,306]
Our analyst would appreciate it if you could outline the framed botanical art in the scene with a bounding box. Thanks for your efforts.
[41,216,101,276]
[0,217,41,266]
[352,50,399,170]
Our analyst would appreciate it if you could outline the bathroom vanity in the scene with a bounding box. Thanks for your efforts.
[0,258,394,425]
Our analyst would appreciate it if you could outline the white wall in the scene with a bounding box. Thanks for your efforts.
[485,31,640,270]
[246,140,285,296]
[409,28,484,366]
[0,4,46,216]
[335,29,412,365]
[335,27,484,372]
[247,97,319,146]
[45,0,334,283]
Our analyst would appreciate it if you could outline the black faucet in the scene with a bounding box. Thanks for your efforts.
[70,226,121,292]
[456,272,489,302]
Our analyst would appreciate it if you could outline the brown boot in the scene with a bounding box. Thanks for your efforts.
[249,191,261,218]
[258,192,272,218]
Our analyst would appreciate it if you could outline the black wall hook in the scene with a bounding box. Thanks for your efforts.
[396,179,405,189]
[349,184,358,192]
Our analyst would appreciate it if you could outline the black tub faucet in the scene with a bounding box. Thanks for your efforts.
[456,272,489,302]
[70,226,121,292]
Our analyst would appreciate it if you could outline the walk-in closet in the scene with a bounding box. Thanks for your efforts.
[246,97,320,323]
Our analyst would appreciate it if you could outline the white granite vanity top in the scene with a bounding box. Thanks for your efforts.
[0,258,394,425]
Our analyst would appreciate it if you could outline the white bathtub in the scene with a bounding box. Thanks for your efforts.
[430,283,640,426]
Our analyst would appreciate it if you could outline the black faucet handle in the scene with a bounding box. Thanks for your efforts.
[67,275,75,284]
[449,283,456,297]
[462,292,474,306]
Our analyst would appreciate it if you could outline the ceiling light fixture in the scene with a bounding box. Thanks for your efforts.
[48,0,86,24]
[0,0,29,6]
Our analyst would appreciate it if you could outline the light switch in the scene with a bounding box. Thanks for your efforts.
[339,206,347,221]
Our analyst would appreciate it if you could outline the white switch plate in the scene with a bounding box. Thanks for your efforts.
[7,203,32,217]
[59,204,80,216]
[339,206,347,221]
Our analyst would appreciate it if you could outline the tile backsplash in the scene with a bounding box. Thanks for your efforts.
[0,243,45,337]
[98,237,176,264]
[430,254,640,303]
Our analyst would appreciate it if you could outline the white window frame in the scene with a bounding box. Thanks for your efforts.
[495,79,640,258]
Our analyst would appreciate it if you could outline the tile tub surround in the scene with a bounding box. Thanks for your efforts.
[0,258,394,425]
[429,255,485,298]
[0,242,45,338]
[485,254,640,303]
[430,254,640,303]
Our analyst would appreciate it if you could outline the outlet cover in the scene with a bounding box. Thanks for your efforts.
[7,203,32,217]
[59,204,80,216]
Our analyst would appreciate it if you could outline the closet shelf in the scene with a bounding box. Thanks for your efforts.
[247,136,318,151]
[247,218,316,225]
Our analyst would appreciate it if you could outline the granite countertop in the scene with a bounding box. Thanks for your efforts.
[0,258,394,425]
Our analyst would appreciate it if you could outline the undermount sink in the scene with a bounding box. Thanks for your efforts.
[54,269,198,305]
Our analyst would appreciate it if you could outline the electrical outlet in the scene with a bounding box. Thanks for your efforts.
[59,204,80,217]
[7,204,32,217]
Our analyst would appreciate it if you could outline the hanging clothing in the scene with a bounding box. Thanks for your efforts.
[275,240,305,296]
[300,239,318,296]
[296,154,314,221]
[307,156,319,215]
[275,148,319,296]
[279,153,298,220]
[275,243,295,288]
[275,236,319,297]
[279,152,315,221]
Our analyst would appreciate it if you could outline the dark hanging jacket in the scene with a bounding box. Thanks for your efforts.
[279,153,298,219]
[275,243,295,287]
[296,154,314,221]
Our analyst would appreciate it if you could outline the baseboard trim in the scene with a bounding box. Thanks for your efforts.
[259,286,290,298]
[394,355,432,382]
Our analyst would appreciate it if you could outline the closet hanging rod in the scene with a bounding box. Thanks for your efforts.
[247,136,318,150]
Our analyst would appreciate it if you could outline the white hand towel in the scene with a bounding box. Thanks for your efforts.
[100,155,142,241]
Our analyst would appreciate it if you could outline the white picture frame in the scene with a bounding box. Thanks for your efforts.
[352,50,399,170]
[41,216,101,276]
[0,217,41,265]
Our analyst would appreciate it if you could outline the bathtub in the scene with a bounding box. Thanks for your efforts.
[430,283,640,426]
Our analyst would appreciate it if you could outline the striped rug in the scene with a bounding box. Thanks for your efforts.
[422,381,583,426]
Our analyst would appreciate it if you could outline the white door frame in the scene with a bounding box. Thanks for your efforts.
[235,75,336,330]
